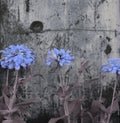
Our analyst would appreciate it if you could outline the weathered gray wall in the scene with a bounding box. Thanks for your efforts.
[0,0,120,117]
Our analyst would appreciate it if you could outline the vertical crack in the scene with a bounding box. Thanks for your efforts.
[18,6,20,21]
[94,1,97,30]
[25,0,30,12]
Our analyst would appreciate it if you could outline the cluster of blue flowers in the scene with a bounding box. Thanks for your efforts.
[102,58,120,74]
[1,43,120,76]
[0,45,35,70]
[46,48,74,66]
[1,44,119,75]
[0,45,74,70]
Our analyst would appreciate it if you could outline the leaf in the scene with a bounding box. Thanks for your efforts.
[0,110,9,115]
[66,83,83,95]
[10,107,19,114]
[19,74,44,84]
[48,115,66,123]
[85,77,99,83]
[0,107,18,115]
[63,100,69,116]
[56,85,75,98]
[90,100,108,116]
[18,107,31,117]
[2,91,10,109]
[2,120,13,123]
[2,86,11,98]
[2,118,26,123]
[99,112,108,123]
[79,60,89,73]
[15,98,41,108]
[0,96,3,101]
[56,83,84,99]
[60,98,83,123]
[82,111,94,123]
[67,98,83,117]
[56,86,65,98]
[90,100,108,123]
[0,100,7,111]
[65,84,74,96]
[107,99,119,114]
[14,117,26,123]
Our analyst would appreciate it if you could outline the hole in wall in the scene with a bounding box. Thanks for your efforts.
[30,21,43,33]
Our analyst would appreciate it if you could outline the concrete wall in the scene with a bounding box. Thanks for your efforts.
[0,0,120,117]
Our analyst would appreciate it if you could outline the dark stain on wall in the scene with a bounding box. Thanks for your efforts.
[25,0,30,12]
[104,44,112,55]
[0,1,8,21]
[106,36,111,42]
[62,2,66,5]
[18,7,20,21]
[101,0,106,3]
[75,20,80,25]
[97,0,108,8]
[96,14,100,19]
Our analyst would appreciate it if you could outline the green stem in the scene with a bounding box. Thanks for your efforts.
[106,74,118,123]
[9,71,19,109]
[99,73,103,101]
[58,66,64,86]
[6,69,9,86]
[58,65,70,123]
[64,99,70,123]
[80,105,83,123]
[99,84,103,101]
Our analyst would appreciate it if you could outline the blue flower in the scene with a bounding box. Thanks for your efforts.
[102,58,120,74]
[0,45,35,70]
[46,48,74,66]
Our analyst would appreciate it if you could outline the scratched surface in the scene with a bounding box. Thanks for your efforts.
[0,0,119,117]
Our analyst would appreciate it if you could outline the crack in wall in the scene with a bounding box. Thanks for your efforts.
[11,28,118,36]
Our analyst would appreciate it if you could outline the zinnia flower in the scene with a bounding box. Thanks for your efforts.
[0,44,35,70]
[46,48,74,66]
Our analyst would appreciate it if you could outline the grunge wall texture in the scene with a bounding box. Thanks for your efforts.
[0,0,120,117]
